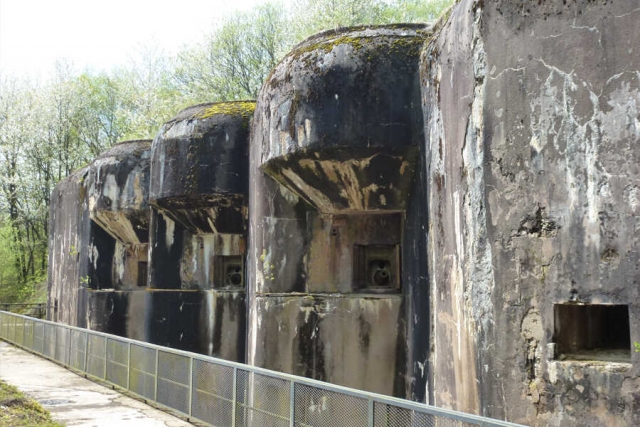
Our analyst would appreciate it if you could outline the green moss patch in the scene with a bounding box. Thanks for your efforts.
[0,380,64,427]
[196,101,256,120]
[289,25,430,61]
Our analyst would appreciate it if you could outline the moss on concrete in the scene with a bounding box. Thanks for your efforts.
[288,24,429,61]
[196,101,256,120]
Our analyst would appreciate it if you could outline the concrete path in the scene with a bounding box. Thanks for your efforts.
[0,341,193,427]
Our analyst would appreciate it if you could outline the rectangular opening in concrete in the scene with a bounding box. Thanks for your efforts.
[137,262,148,287]
[353,244,400,293]
[306,212,403,293]
[553,303,631,363]
[89,220,115,290]
[214,255,244,289]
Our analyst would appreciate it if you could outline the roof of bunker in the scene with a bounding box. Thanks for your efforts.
[95,139,152,160]
[287,23,432,59]
[171,101,256,123]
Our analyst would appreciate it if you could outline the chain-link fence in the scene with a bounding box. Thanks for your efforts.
[0,311,526,427]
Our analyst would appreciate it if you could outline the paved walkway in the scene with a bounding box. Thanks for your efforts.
[0,341,193,427]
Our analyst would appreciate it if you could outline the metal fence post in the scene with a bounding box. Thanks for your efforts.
[127,342,131,390]
[290,379,295,427]
[24,319,28,351]
[67,328,72,366]
[54,324,58,360]
[84,330,89,373]
[29,321,34,350]
[103,337,107,380]
[188,357,193,417]
[368,397,374,427]
[232,366,238,427]
[154,348,159,401]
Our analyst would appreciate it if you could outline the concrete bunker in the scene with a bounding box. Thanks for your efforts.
[44,2,640,424]
[248,25,429,397]
[85,140,151,292]
[147,101,254,359]
[83,140,151,338]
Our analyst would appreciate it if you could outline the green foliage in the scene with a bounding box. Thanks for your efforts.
[290,0,453,41]
[173,0,453,102]
[0,221,46,303]
[174,2,292,102]
[0,223,22,300]
[635,342,640,352]
[73,72,131,156]
[380,0,454,23]
[290,0,388,39]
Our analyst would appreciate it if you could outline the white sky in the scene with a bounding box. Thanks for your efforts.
[0,0,278,78]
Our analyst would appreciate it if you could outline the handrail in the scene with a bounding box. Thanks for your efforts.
[0,303,47,319]
[0,310,527,427]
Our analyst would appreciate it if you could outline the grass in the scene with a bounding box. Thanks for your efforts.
[0,381,64,427]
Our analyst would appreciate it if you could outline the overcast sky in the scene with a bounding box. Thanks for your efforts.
[0,0,277,78]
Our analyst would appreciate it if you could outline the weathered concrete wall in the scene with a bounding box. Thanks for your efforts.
[79,141,152,339]
[251,295,403,393]
[86,140,151,246]
[150,102,254,235]
[48,141,152,329]
[82,288,245,358]
[86,290,147,341]
[84,139,152,293]
[47,167,90,325]
[247,25,430,398]
[144,290,245,358]
[422,0,640,425]
[48,119,250,362]
[145,102,253,361]
[149,102,254,290]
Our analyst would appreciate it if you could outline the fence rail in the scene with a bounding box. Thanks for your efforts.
[0,303,46,319]
[0,311,526,427]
